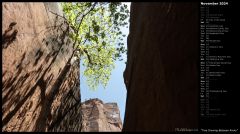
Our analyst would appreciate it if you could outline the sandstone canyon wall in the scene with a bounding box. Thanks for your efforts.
[123,3,199,131]
[2,3,123,132]
[2,3,81,132]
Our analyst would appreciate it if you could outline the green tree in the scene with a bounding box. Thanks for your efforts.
[60,2,129,90]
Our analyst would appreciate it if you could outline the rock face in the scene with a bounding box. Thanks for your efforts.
[2,3,81,132]
[123,3,199,131]
[2,3,123,132]
[81,98,122,132]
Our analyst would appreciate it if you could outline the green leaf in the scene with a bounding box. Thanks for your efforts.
[93,25,100,34]
[102,41,106,46]
[92,35,98,43]
[101,32,105,39]
[114,13,119,21]
[120,6,124,12]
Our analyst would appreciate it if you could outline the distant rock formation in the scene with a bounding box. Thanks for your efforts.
[123,3,199,131]
[81,98,122,132]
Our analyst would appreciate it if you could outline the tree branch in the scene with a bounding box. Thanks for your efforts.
[48,10,69,23]
[51,3,98,67]
[76,2,97,36]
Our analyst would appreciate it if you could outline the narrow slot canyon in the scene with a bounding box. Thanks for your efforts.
[2,2,198,132]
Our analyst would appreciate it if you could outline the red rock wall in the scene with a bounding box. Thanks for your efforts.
[123,3,199,131]
[81,98,122,132]
[2,3,81,132]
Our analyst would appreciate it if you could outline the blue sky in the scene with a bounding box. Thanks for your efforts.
[80,2,130,123]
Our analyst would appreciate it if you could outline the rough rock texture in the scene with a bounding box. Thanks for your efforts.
[123,3,199,131]
[2,3,81,132]
[81,98,122,132]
